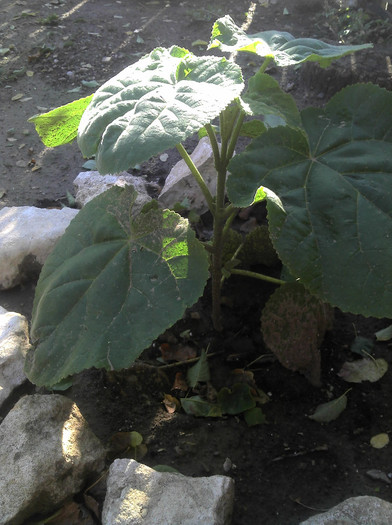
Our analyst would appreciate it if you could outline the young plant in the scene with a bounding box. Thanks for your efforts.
[26,16,392,388]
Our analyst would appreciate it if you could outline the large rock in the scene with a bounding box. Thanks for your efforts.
[300,496,392,525]
[102,459,234,525]
[158,137,218,214]
[74,171,152,213]
[0,206,78,290]
[0,394,106,525]
[0,307,30,409]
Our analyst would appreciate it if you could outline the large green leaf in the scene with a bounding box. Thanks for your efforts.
[25,186,209,386]
[77,46,244,174]
[29,95,94,147]
[227,83,392,317]
[241,72,301,128]
[209,15,372,67]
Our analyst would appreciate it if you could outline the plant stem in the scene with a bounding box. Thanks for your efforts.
[230,268,286,285]
[259,56,273,74]
[176,143,215,214]
[205,123,221,168]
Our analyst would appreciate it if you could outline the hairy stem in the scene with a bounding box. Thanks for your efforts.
[176,143,215,214]
[230,268,286,285]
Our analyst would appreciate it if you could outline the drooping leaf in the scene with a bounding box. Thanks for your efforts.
[181,396,222,417]
[28,94,93,147]
[370,433,390,449]
[217,383,256,415]
[338,358,388,383]
[228,83,392,317]
[209,15,372,67]
[187,349,210,387]
[25,186,209,387]
[77,46,244,174]
[309,393,348,423]
[241,72,300,128]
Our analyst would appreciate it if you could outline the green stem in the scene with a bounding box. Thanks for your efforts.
[226,105,245,163]
[230,268,286,286]
[176,143,215,214]
[205,123,221,169]
[259,56,273,74]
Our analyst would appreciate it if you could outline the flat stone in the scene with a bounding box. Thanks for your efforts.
[300,496,392,525]
[0,206,79,290]
[0,394,106,525]
[74,171,151,213]
[158,137,219,214]
[0,307,30,409]
[102,459,234,525]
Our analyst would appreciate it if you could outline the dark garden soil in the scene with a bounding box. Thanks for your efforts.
[1,1,392,524]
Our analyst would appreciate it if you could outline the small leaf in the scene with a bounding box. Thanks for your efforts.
[129,431,143,448]
[29,94,93,147]
[217,383,256,415]
[338,358,388,383]
[181,396,222,417]
[82,159,97,170]
[153,465,181,473]
[244,407,266,426]
[309,393,348,423]
[375,324,392,342]
[163,393,180,413]
[81,80,99,88]
[187,349,210,387]
[370,433,389,449]
[350,336,374,357]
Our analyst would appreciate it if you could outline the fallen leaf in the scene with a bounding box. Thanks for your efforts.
[160,343,196,362]
[244,407,266,426]
[16,160,29,167]
[81,80,99,88]
[163,393,180,413]
[153,464,181,473]
[338,358,388,383]
[12,93,24,101]
[181,396,222,417]
[218,383,256,415]
[309,393,348,423]
[26,70,34,77]
[375,324,392,341]
[366,469,391,484]
[370,433,389,449]
[350,336,374,357]
[172,371,188,392]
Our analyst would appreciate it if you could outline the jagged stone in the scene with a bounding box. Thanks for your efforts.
[0,206,78,290]
[102,459,234,525]
[73,171,151,213]
[158,137,219,214]
[300,496,392,525]
[0,307,30,409]
[0,394,106,525]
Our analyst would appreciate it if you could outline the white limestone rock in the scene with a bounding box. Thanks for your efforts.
[0,308,30,409]
[300,496,392,525]
[0,206,79,290]
[102,459,234,525]
[158,137,219,214]
[74,171,151,213]
[0,394,106,525]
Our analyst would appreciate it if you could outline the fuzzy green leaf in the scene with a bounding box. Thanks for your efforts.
[29,94,93,147]
[242,72,300,128]
[209,15,372,67]
[228,83,392,317]
[77,46,244,174]
[25,186,209,387]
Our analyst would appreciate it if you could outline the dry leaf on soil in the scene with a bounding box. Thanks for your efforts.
[338,358,388,383]
[370,433,390,449]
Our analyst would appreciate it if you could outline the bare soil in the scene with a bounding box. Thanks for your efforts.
[1,1,392,524]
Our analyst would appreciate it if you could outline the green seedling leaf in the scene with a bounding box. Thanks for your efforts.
[129,431,143,448]
[209,15,372,67]
[181,396,222,417]
[244,407,266,426]
[29,94,93,147]
[241,72,301,128]
[78,46,244,174]
[370,433,389,449]
[153,465,182,473]
[187,349,210,387]
[25,186,209,386]
[228,84,392,318]
[309,392,348,423]
[338,358,388,383]
[350,336,374,357]
[217,383,256,415]
[375,325,392,342]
